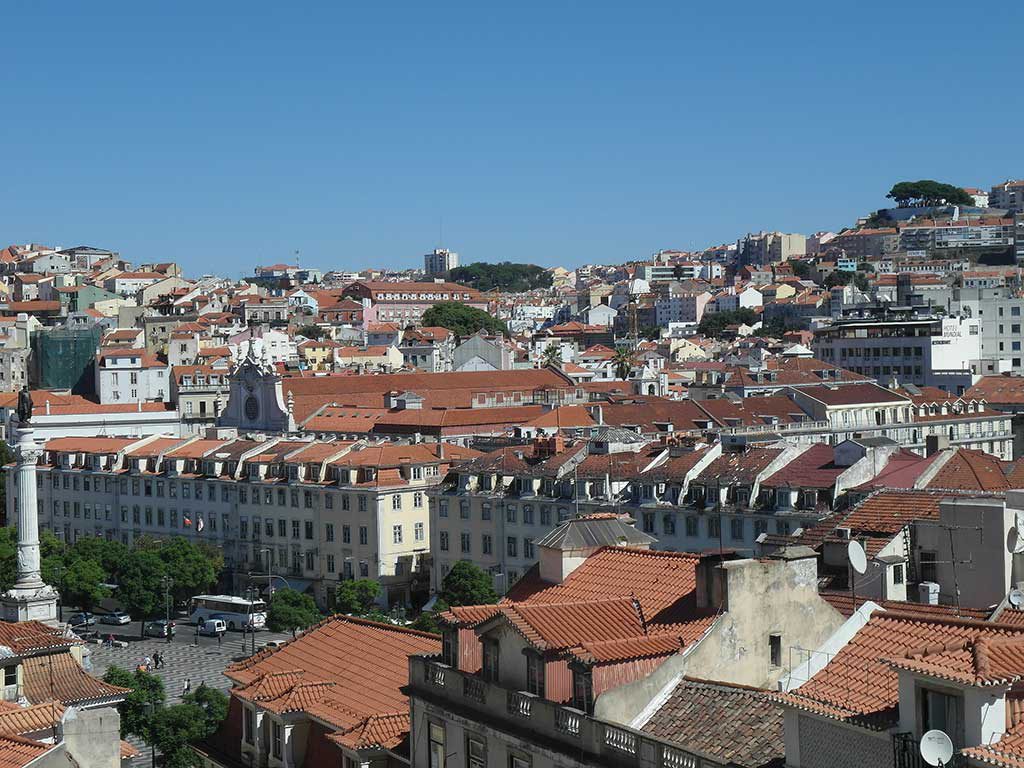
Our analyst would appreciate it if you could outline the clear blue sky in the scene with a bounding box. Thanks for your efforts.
[1,1,1018,275]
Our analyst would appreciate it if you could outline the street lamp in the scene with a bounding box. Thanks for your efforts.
[161,575,174,644]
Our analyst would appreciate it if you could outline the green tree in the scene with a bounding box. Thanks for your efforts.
[103,666,166,738]
[421,302,507,337]
[143,537,219,606]
[297,324,324,340]
[697,308,759,339]
[448,262,552,292]
[0,527,17,591]
[440,561,498,606]
[66,536,127,577]
[886,180,973,208]
[0,442,12,513]
[61,557,109,612]
[540,343,561,367]
[611,346,636,380]
[790,260,812,279]
[151,686,230,768]
[334,579,380,616]
[267,588,321,636]
[409,598,448,634]
[116,550,168,634]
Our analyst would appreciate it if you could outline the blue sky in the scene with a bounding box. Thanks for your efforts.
[0,1,1018,274]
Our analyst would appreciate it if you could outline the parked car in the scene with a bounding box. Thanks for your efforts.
[143,619,176,638]
[260,640,287,651]
[99,611,132,626]
[198,618,227,637]
[67,612,95,627]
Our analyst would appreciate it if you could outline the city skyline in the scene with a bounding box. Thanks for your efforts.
[1,1,1020,274]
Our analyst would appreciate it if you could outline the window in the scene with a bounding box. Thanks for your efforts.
[685,516,698,537]
[893,563,905,585]
[439,532,449,551]
[272,721,283,758]
[920,688,964,748]
[428,723,446,768]
[507,537,517,558]
[292,520,300,539]
[506,505,517,523]
[642,512,655,533]
[393,525,403,544]
[526,652,545,697]
[523,505,534,524]
[467,737,486,768]
[663,514,676,536]
[708,516,721,538]
[439,500,448,517]
[359,526,368,545]
[342,524,351,544]
[304,521,313,540]
[730,518,744,541]
[3,665,16,687]
[460,501,469,519]
[244,707,255,745]
[460,532,471,553]
[325,523,334,542]
[482,534,492,555]
[414,492,423,508]
[920,551,937,583]
[392,494,401,511]
[482,640,500,682]
[509,756,531,768]
[415,521,424,541]
[572,669,594,714]
[769,633,782,667]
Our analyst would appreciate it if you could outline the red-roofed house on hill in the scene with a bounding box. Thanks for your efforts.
[409,514,844,768]
[95,348,170,405]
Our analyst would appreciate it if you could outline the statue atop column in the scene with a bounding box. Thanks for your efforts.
[1,386,58,624]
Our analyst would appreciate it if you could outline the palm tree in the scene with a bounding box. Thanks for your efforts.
[540,343,561,368]
[612,346,636,380]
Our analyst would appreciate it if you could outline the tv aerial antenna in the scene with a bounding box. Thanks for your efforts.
[920,729,954,767]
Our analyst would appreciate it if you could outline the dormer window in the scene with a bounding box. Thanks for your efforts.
[288,466,299,480]
[441,630,457,667]
[919,687,964,748]
[572,669,594,714]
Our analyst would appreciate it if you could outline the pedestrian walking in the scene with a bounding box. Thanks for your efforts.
[217,632,222,646]
[182,678,191,697]
[154,651,162,669]
[143,655,153,672]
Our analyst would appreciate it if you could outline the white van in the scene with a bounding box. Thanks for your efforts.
[198,618,227,637]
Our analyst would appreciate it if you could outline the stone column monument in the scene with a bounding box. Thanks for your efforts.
[1,386,59,623]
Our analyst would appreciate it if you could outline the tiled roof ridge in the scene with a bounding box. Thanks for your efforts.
[680,675,776,696]
[598,545,701,560]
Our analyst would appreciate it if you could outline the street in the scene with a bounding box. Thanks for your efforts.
[67,608,295,768]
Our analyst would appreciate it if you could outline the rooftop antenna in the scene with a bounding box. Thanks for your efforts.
[920,729,954,767]
[847,539,867,616]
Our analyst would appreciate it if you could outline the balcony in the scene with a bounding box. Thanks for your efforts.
[410,656,725,768]
[893,733,965,768]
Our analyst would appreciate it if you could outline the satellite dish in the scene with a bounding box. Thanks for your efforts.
[1011,589,1024,609]
[1008,526,1024,555]
[848,540,867,575]
[920,729,954,767]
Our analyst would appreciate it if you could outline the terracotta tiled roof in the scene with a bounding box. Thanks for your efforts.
[0,734,51,768]
[696,447,783,486]
[853,450,942,491]
[328,712,409,751]
[503,546,708,629]
[926,448,1013,492]
[21,652,128,706]
[495,597,646,651]
[0,622,75,655]
[834,490,944,535]
[641,677,784,768]
[818,592,990,621]
[0,702,64,736]
[762,443,845,489]
[967,375,1024,406]
[568,633,686,664]
[777,612,1024,729]
[796,383,909,407]
[225,616,439,724]
[120,740,141,759]
[884,635,1024,687]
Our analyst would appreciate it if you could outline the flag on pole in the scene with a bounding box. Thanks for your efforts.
[183,515,192,527]
[197,517,205,532]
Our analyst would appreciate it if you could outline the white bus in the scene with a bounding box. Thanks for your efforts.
[188,594,267,631]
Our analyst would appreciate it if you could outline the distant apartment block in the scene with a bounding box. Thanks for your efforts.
[424,248,459,276]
